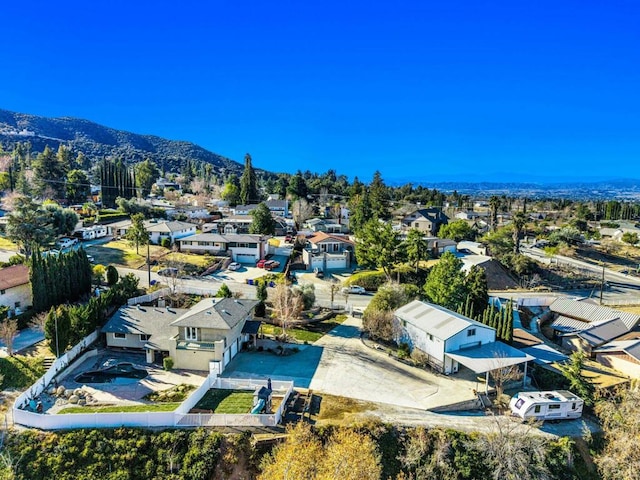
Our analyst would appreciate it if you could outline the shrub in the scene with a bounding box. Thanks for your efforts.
[345,270,387,291]
[106,265,119,286]
[161,237,172,249]
[163,357,174,371]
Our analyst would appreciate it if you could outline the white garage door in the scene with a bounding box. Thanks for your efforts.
[235,253,256,263]
[223,348,231,367]
[231,339,238,358]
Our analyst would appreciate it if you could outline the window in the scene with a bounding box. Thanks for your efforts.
[14,301,21,308]
[534,405,541,413]
[0,290,5,295]
[572,402,576,410]
[467,328,476,337]
[185,327,198,341]
[548,404,561,410]
[114,333,126,339]
[140,334,150,341]
[428,334,434,341]
[515,398,524,410]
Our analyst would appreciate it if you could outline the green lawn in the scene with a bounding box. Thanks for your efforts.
[58,403,181,414]
[192,389,254,414]
[262,315,347,343]
[87,240,166,267]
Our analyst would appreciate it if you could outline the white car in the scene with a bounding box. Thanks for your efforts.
[342,285,366,295]
[57,237,78,249]
[228,262,241,271]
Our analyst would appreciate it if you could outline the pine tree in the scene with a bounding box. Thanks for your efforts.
[240,153,259,204]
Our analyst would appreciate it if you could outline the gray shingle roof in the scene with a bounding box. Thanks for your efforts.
[101,305,189,351]
[170,297,258,329]
[594,339,640,361]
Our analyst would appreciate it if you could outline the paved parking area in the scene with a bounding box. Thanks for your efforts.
[223,316,480,410]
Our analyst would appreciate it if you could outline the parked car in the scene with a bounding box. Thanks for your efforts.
[264,260,280,271]
[256,259,267,268]
[228,262,241,271]
[342,285,366,295]
[314,269,325,279]
[158,267,179,277]
[57,237,78,249]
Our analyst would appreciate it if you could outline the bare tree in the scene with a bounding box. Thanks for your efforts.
[470,416,550,480]
[488,356,522,399]
[270,282,303,340]
[30,311,48,333]
[291,198,314,231]
[0,318,19,356]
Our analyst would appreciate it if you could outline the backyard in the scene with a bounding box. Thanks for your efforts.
[192,389,255,413]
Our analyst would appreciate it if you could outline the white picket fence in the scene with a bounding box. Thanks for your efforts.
[13,371,294,430]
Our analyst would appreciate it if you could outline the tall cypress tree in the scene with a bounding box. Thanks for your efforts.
[240,153,259,204]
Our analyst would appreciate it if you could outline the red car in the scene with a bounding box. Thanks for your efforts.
[264,260,280,271]
[256,259,267,268]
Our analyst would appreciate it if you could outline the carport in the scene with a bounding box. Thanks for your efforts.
[445,342,535,394]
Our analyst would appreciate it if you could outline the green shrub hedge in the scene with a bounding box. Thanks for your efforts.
[344,270,387,290]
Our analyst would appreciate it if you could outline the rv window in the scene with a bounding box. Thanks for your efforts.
[114,333,126,339]
[548,404,561,410]
[572,402,576,410]
[534,405,541,413]
[515,398,524,409]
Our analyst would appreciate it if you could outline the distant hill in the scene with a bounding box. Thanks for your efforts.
[0,108,242,175]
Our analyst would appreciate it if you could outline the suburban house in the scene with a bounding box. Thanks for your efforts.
[207,215,254,235]
[455,211,488,221]
[265,199,289,218]
[302,232,354,271]
[233,204,258,216]
[394,300,533,387]
[544,298,640,339]
[594,340,640,378]
[177,233,268,263]
[101,297,259,372]
[303,218,346,234]
[0,264,31,314]
[108,219,197,244]
[560,317,630,355]
[399,208,449,236]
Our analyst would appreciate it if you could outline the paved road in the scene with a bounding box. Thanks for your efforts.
[224,316,479,411]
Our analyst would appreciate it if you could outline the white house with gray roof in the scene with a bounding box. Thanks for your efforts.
[395,300,533,387]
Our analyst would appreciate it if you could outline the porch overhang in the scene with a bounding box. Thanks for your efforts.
[445,341,534,374]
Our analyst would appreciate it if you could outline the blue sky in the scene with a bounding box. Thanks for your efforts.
[1,0,639,183]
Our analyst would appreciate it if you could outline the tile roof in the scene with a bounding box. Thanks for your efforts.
[308,232,354,245]
[0,265,29,290]
[395,300,493,340]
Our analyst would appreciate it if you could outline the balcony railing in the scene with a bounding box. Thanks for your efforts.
[176,340,216,351]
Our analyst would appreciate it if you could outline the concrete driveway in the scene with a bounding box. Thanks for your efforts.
[223,316,479,410]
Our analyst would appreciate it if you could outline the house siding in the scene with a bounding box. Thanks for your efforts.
[106,332,149,349]
[0,283,32,311]
[596,352,640,378]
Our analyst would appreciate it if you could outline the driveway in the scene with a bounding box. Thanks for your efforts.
[223,316,480,410]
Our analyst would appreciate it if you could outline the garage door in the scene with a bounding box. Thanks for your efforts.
[223,348,231,367]
[235,253,256,263]
[231,339,238,358]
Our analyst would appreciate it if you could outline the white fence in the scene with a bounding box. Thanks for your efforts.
[12,331,99,412]
[13,371,294,430]
[128,288,171,305]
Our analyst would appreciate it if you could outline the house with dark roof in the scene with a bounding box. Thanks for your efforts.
[0,264,31,314]
[102,297,259,372]
[545,298,640,337]
[561,317,630,355]
[399,208,449,236]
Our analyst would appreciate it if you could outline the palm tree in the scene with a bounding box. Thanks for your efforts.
[512,211,527,254]
[489,196,501,232]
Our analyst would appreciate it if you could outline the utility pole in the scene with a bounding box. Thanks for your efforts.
[147,241,151,287]
[54,310,60,358]
[599,264,605,305]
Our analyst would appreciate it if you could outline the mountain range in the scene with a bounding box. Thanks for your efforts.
[0,108,242,175]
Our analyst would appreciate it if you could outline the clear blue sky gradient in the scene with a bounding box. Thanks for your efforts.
[2,1,639,183]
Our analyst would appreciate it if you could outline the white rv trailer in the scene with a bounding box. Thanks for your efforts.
[509,390,583,420]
